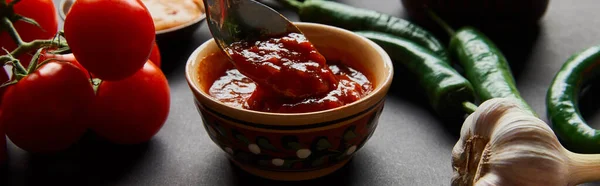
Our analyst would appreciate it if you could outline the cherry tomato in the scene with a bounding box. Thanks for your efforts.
[40,52,89,77]
[0,69,8,106]
[0,0,59,67]
[90,61,170,144]
[1,51,86,109]
[0,119,5,163]
[1,62,94,153]
[64,0,155,81]
[149,42,161,67]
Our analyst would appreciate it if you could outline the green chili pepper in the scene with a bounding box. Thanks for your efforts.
[428,12,536,116]
[276,0,449,62]
[450,27,535,116]
[547,45,600,153]
[355,31,476,118]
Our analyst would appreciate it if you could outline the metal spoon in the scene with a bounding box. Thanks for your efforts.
[202,0,302,51]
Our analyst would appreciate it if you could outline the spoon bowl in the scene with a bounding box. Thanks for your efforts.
[202,0,301,50]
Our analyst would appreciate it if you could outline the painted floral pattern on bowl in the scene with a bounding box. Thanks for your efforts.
[195,99,385,172]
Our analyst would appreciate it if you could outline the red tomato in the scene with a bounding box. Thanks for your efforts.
[0,52,87,111]
[149,42,161,67]
[1,62,94,153]
[0,69,8,106]
[40,52,89,77]
[90,61,170,144]
[64,0,155,81]
[0,119,5,163]
[0,0,59,67]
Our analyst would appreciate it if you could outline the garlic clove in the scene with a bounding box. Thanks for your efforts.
[452,98,570,186]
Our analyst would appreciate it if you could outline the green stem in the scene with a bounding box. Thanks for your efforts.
[8,0,21,6]
[11,39,67,58]
[0,56,11,64]
[0,49,26,75]
[12,57,26,75]
[425,9,456,37]
[0,39,66,74]
[462,101,478,114]
[91,78,102,95]
[2,17,24,46]
[277,0,303,12]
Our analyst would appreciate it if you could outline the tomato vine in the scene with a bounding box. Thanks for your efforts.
[0,0,169,152]
[0,0,68,84]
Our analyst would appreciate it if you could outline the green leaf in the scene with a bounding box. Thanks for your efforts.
[256,137,278,151]
[311,156,327,167]
[287,142,301,150]
[258,160,270,167]
[91,78,102,94]
[231,130,250,144]
[344,131,357,141]
[0,79,17,89]
[335,153,347,161]
[343,126,357,141]
[316,138,331,151]
[236,134,250,144]
[281,135,300,150]
[282,160,294,168]
[50,46,71,54]
[27,48,44,74]
[14,14,43,32]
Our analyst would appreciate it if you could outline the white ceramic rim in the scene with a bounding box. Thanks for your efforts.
[59,0,206,35]
[185,22,394,118]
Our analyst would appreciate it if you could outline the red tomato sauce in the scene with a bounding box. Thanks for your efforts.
[225,33,338,98]
[202,32,373,113]
[207,61,372,113]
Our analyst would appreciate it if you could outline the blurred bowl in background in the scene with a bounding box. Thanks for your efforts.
[401,0,550,28]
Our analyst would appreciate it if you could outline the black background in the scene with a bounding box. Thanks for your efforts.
[2,0,600,185]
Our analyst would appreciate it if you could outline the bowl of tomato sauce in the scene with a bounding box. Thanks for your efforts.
[185,22,393,181]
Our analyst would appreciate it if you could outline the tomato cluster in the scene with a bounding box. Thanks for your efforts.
[0,0,170,154]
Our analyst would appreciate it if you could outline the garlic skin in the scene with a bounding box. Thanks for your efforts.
[452,98,571,186]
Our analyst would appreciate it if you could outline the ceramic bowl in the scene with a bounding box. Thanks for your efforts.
[185,22,393,181]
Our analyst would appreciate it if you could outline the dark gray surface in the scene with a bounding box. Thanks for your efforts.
[2,0,600,185]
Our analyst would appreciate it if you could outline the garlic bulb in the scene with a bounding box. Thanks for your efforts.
[452,98,600,186]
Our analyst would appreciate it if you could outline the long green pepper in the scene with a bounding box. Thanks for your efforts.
[356,31,476,118]
[547,45,600,153]
[449,27,535,116]
[276,0,449,62]
[428,12,536,116]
